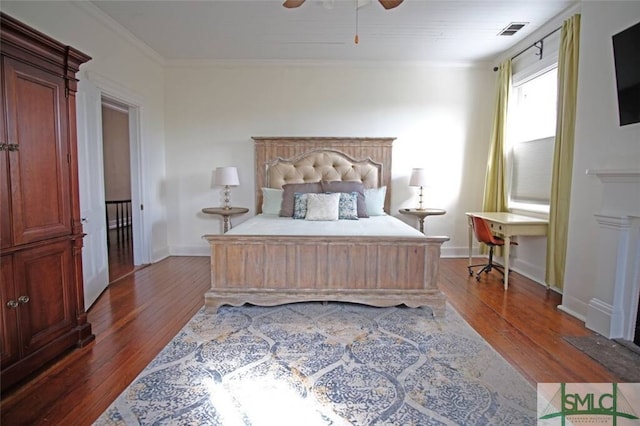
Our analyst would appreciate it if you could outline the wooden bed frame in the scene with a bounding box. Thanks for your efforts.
[203,137,449,316]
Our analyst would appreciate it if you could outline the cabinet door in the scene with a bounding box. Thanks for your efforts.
[0,63,11,250]
[12,240,75,357]
[3,57,71,246]
[0,255,19,368]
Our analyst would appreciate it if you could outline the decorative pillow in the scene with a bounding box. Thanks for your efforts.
[305,193,340,221]
[338,192,359,220]
[280,182,322,217]
[261,188,284,215]
[321,181,369,218]
[292,193,308,219]
[364,186,387,216]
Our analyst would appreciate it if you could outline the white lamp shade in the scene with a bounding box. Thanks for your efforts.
[409,168,428,187]
[215,166,239,186]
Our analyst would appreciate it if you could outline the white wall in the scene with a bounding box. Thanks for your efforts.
[164,63,496,255]
[102,106,131,201]
[2,1,169,262]
[561,2,640,319]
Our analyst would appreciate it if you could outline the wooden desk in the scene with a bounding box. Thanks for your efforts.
[202,207,249,233]
[466,212,548,290]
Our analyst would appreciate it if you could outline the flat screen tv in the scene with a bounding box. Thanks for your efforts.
[612,20,640,126]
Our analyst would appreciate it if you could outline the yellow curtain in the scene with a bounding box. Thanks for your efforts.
[482,59,511,214]
[546,14,581,289]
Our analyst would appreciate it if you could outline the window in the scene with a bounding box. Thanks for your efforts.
[506,66,558,214]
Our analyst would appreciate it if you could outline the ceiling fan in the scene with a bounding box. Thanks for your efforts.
[283,0,404,10]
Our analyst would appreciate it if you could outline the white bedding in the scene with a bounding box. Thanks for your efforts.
[226,214,425,238]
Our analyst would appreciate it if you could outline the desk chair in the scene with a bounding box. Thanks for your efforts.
[467,215,517,282]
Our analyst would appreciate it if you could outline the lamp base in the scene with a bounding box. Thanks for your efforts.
[223,186,232,210]
[416,187,426,211]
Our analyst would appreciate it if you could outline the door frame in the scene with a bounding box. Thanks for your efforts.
[82,71,150,266]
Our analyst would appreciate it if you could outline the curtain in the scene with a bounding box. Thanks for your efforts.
[482,59,511,214]
[479,60,511,255]
[546,14,581,289]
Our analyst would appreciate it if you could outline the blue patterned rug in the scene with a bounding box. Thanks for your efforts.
[94,303,536,425]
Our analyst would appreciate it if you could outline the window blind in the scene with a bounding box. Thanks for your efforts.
[509,136,554,205]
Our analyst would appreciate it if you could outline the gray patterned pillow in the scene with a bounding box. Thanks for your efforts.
[292,193,308,219]
[338,192,359,220]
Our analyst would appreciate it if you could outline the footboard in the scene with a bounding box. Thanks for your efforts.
[203,235,449,316]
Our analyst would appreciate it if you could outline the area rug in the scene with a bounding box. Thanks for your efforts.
[564,334,640,382]
[94,303,536,425]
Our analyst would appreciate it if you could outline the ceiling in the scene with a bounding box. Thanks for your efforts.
[90,0,576,64]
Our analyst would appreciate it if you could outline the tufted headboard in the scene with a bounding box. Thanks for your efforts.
[253,137,395,214]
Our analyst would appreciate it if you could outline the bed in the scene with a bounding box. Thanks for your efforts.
[203,137,449,316]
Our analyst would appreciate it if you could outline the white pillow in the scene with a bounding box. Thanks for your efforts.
[364,186,387,216]
[262,188,284,215]
[305,193,340,221]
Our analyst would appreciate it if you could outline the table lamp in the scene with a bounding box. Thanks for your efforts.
[409,168,428,210]
[215,166,239,210]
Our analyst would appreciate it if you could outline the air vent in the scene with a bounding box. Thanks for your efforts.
[498,22,528,36]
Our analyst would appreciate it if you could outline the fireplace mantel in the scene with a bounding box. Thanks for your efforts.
[586,169,640,182]
[585,168,640,342]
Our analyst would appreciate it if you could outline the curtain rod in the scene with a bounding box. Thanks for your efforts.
[493,26,561,71]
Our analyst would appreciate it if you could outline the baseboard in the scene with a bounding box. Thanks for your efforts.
[509,258,546,287]
[557,303,586,322]
[441,246,477,258]
[444,247,548,288]
[440,247,469,258]
[168,245,210,256]
[585,298,614,338]
[558,293,588,320]
[152,246,171,263]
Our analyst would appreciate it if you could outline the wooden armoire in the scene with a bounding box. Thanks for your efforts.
[0,13,94,391]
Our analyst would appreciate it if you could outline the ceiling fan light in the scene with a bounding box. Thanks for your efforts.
[283,0,306,8]
[378,0,403,10]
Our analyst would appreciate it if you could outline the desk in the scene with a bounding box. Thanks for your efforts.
[202,207,249,233]
[466,212,548,290]
[399,208,446,233]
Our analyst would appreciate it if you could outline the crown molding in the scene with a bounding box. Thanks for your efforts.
[164,58,482,69]
[72,1,165,66]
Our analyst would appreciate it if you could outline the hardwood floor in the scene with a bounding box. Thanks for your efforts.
[439,258,621,385]
[0,256,621,425]
[107,227,136,283]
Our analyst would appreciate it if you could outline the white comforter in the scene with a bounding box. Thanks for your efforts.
[226,214,425,237]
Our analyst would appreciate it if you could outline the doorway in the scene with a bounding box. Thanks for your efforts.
[77,73,149,310]
[101,98,134,281]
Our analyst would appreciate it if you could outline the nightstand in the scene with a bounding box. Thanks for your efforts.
[202,207,249,233]
[399,208,446,234]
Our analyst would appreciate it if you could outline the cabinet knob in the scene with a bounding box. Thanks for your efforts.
[6,300,19,309]
[18,295,30,304]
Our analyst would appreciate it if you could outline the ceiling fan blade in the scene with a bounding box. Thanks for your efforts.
[283,0,306,8]
[378,0,403,9]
